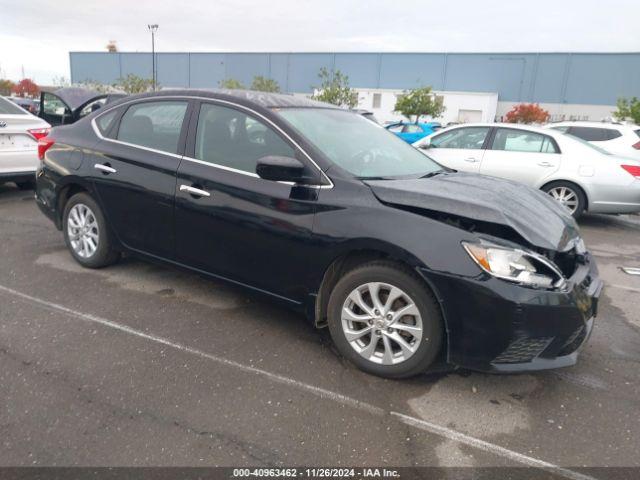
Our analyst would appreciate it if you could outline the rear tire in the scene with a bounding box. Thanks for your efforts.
[542,181,586,219]
[327,261,443,379]
[63,192,120,268]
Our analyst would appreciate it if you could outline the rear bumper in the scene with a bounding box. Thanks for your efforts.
[420,254,602,373]
[0,150,38,176]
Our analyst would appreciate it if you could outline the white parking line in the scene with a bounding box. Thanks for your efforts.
[0,284,596,480]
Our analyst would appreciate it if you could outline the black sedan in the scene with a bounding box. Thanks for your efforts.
[34,89,602,378]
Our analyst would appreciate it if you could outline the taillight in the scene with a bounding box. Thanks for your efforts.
[632,141,640,150]
[38,137,55,161]
[621,164,640,177]
[28,127,51,141]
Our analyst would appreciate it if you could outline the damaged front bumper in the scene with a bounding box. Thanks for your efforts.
[419,253,603,373]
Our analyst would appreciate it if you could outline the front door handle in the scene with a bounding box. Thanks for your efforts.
[179,184,211,198]
[464,157,479,163]
[94,163,117,174]
[538,161,554,167]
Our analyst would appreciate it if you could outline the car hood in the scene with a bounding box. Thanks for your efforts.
[365,172,580,252]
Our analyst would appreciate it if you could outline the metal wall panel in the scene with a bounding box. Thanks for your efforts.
[120,53,153,80]
[379,53,445,90]
[529,54,567,104]
[70,52,121,84]
[285,53,334,93]
[268,54,290,92]
[225,53,270,87]
[564,53,640,105]
[70,52,640,105]
[189,53,225,88]
[334,53,380,88]
[156,53,189,88]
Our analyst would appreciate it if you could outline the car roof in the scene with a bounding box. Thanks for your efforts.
[106,88,340,110]
[549,121,639,129]
[442,122,556,135]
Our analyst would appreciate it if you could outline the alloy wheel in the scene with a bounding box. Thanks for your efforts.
[67,203,100,258]
[341,282,423,365]
[548,186,579,214]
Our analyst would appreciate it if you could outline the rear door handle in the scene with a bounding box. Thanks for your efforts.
[179,184,210,198]
[94,163,117,174]
[538,161,554,167]
[464,157,479,163]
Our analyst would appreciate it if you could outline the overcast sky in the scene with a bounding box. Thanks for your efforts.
[1,0,639,84]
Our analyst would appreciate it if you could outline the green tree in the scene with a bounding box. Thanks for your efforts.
[0,79,15,96]
[311,67,358,107]
[394,86,445,123]
[113,74,155,94]
[614,97,640,124]
[250,76,280,93]
[219,78,245,89]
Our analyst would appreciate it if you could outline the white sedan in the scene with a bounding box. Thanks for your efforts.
[0,96,50,189]
[413,123,640,218]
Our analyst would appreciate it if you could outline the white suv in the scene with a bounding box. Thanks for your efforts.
[547,121,640,160]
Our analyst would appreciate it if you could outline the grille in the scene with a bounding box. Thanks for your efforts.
[492,337,553,364]
[558,326,586,356]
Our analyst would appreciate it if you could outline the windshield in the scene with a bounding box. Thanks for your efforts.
[565,133,612,155]
[276,108,442,179]
[0,97,29,115]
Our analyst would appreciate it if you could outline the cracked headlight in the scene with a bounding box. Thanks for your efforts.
[462,242,566,289]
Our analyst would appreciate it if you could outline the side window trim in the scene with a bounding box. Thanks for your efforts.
[184,99,324,184]
[92,99,193,158]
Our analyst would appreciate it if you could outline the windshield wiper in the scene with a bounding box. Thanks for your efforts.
[420,170,446,179]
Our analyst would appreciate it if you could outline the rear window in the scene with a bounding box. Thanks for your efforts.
[568,126,612,142]
[635,129,640,139]
[0,97,28,115]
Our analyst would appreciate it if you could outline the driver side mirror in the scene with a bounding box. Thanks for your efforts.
[256,156,316,184]
[419,138,432,149]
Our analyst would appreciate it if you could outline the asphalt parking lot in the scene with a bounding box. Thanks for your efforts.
[1,183,639,475]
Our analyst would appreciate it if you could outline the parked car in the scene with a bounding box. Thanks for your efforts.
[0,96,50,189]
[414,123,640,218]
[386,121,437,143]
[8,96,39,114]
[39,88,126,126]
[547,121,640,160]
[35,90,601,378]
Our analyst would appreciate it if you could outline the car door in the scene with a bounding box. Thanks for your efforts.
[174,101,320,302]
[89,99,190,259]
[39,92,73,126]
[480,127,561,187]
[425,126,491,172]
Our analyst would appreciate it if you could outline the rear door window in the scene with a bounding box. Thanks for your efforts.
[117,101,188,154]
[492,129,559,153]
[431,127,490,149]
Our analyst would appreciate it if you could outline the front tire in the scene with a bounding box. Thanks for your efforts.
[542,181,586,218]
[63,192,120,268]
[327,261,443,379]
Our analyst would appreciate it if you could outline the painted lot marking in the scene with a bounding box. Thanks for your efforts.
[0,284,596,480]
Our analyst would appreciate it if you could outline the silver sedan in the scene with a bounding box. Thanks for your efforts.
[414,123,640,218]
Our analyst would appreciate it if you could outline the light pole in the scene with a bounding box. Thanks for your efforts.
[147,24,159,91]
